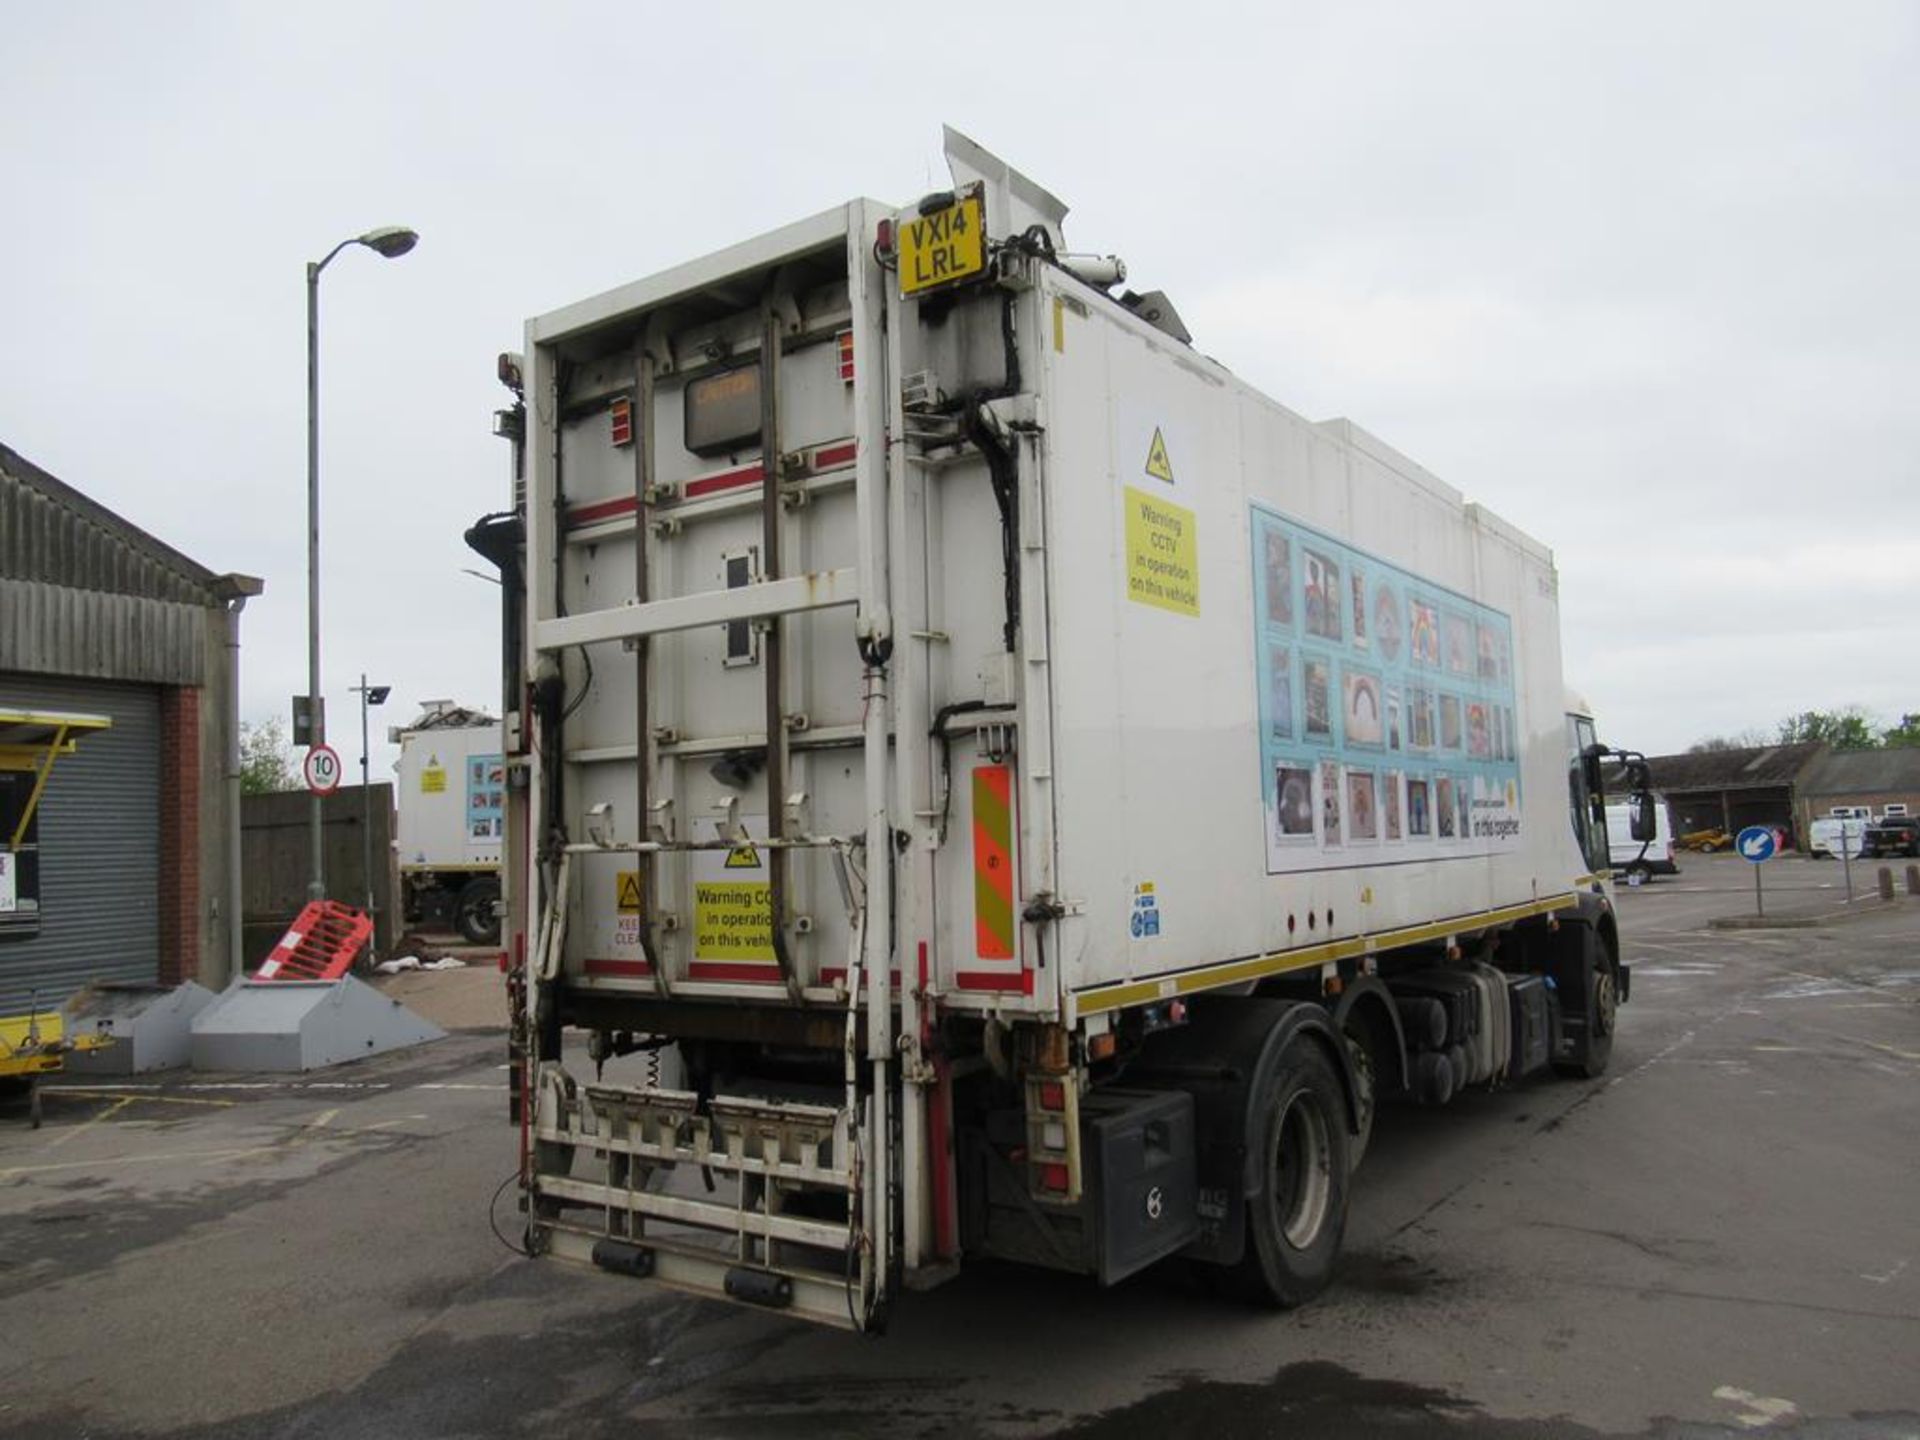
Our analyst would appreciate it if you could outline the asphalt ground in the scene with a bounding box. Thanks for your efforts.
[1,851,1916,1439]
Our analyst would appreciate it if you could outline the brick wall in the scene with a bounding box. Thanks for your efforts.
[158,686,201,984]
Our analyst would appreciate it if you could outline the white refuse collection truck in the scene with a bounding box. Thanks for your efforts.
[478,129,1653,1331]
[392,701,504,945]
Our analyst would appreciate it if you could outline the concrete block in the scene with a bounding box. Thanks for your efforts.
[190,976,443,1073]
[65,982,218,1074]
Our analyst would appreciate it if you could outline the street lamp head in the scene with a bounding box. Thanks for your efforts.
[358,226,418,259]
[367,685,392,706]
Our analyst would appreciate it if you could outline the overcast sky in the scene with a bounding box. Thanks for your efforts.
[4,2,1915,774]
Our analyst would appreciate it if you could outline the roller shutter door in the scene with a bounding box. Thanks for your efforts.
[0,675,160,1017]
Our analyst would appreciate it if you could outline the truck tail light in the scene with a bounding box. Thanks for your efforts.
[1037,1162,1070,1193]
[1037,1079,1066,1111]
[610,395,633,448]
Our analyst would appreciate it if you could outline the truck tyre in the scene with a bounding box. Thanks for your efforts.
[1552,925,1615,1080]
[1222,1039,1350,1307]
[456,877,502,946]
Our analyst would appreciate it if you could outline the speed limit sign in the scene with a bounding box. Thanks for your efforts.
[303,744,343,795]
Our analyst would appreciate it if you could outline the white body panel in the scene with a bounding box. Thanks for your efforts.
[1031,274,1586,1013]
[395,724,505,870]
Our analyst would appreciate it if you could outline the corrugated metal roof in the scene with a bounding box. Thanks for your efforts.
[1641,742,1825,793]
[0,442,226,605]
[1796,746,1920,797]
[0,442,253,687]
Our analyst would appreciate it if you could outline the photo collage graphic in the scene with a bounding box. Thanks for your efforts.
[1251,504,1524,873]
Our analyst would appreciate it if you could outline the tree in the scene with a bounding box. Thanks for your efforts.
[1777,708,1879,751]
[240,718,300,794]
[1688,730,1770,753]
[1884,713,1920,749]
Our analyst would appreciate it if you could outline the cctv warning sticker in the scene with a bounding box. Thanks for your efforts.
[0,851,14,914]
[1143,427,1175,484]
[1125,487,1199,616]
[691,816,778,978]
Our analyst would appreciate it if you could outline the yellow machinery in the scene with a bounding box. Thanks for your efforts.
[0,708,115,1125]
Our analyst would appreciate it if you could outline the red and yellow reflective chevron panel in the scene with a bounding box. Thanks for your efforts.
[973,765,1016,960]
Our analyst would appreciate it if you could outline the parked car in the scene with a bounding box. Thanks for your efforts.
[1860,815,1920,859]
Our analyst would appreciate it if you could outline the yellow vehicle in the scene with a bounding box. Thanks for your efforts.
[0,1010,110,1128]
[1,708,115,1125]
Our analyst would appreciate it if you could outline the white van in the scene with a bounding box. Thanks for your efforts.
[1809,807,1873,859]
[1607,799,1678,879]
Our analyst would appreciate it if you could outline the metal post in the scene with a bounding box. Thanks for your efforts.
[360,672,374,936]
[1754,859,1764,918]
[1840,822,1854,903]
[228,603,246,985]
[302,226,416,903]
[306,259,326,901]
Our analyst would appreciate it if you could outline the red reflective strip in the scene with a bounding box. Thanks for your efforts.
[583,958,651,978]
[684,462,765,499]
[952,969,1035,995]
[568,496,638,527]
[812,440,857,470]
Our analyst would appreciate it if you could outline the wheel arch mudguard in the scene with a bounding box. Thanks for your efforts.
[1330,976,1409,1095]
[1127,994,1360,1266]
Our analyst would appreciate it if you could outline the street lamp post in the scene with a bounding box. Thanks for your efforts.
[351,675,391,941]
[306,226,417,901]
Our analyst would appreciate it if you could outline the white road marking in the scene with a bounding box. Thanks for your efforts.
[1861,1258,1909,1285]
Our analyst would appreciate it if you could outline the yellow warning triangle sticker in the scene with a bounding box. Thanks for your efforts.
[724,843,762,870]
[615,871,643,912]
[1144,427,1174,483]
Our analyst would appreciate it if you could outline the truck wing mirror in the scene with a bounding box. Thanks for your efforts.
[1630,791,1657,843]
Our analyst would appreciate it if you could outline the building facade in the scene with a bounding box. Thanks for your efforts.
[0,442,259,1016]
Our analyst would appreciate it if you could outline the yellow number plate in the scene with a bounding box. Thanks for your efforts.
[898,189,986,297]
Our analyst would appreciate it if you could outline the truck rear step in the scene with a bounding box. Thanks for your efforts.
[531,1072,873,1329]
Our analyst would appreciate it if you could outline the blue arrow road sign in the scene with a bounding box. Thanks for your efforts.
[1736,825,1778,863]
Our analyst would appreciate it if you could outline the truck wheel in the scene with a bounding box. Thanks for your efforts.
[1552,926,1615,1080]
[456,877,502,946]
[1224,1040,1350,1307]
